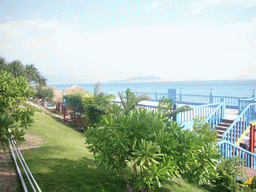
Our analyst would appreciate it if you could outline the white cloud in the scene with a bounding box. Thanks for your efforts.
[151,1,161,9]
[192,0,256,7]
[24,20,41,27]
[185,9,201,17]
[0,18,255,81]
[143,1,162,12]
[37,21,60,30]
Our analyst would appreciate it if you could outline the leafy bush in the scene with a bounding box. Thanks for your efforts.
[36,86,54,103]
[118,88,150,114]
[213,157,248,192]
[86,108,179,191]
[83,88,114,127]
[86,100,221,191]
[193,117,218,144]
[64,92,87,126]
[249,176,256,189]
[0,70,34,148]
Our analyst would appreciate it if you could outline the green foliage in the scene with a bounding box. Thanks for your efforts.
[249,176,256,189]
[24,64,46,86]
[20,111,127,192]
[83,83,115,127]
[0,57,7,71]
[64,92,85,113]
[0,57,47,86]
[7,60,25,78]
[193,117,218,144]
[213,157,248,192]
[118,88,151,114]
[36,86,54,103]
[64,92,87,127]
[0,70,34,147]
[86,108,179,191]
[157,96,192,119]
[86,104,220,191]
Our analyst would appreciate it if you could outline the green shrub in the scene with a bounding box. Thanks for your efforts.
[0,70,34,148]
[249,176,256,189]
[86,104,221,191]
[118,88,150,114]
[83,89,114,127]
[193,117,218,144]
[213,157,248,192]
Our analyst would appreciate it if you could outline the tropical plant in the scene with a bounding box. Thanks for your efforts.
[193,117,218,143]
[83,83,115,127]
[36,86,54,104]
[64,92,86,126]
[86,99,220,191]
[118,88,150,114]
[248,176,256,189]
[157,96,192,120]
[1,57,47,86]
[24,64,44,85]
[7,60,25,78]
[0,57,7,71]
[0,70,34,149]
[213,157,248,192]
[86,108,179,191]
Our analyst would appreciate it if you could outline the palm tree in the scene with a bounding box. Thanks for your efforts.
[0,57,7,71]
[118,88,151,114]
[25,64,39,84]
[38,76,47,87]
[7,60,25,78]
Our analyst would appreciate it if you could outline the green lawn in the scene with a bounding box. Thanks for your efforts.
[20,110,209,192]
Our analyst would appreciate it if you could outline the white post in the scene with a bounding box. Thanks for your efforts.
[155,88,158,101]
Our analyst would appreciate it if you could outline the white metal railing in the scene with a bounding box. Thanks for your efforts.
[8,134,41,192]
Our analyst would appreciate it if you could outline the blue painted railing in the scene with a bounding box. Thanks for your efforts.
[206,100,226,129]
[178,103,219,123]
[112,100,225,129]
[218,140,256,170]
[239,98,256,112]
[222,103,256,144]
[178,102,221,129]
[136,103,158,112]
[111,101,158,112]
[122,89,255,111]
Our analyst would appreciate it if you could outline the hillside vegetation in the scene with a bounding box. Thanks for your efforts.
[19,109,209,192]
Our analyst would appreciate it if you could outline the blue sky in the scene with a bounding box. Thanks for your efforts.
[1,0,256,83]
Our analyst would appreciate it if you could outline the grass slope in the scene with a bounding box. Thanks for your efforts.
[20,111,209,192]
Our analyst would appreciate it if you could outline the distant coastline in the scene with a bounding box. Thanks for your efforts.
[48,77,256,86]
[109,76,166,83]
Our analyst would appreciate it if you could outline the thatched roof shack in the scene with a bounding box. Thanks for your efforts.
[52,84,90,114]
[52,84,90,103]
[63,84,90,95]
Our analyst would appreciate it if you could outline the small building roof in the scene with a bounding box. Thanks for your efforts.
[52,84,90,103]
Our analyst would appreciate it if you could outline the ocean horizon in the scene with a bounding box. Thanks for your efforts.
[48,79,256,99]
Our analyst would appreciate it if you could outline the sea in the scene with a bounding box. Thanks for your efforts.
[49,79,256,99]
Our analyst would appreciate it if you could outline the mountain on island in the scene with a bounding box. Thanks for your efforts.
[110,76,166,83]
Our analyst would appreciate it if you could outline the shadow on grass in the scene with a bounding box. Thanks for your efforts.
[23,157,126,192]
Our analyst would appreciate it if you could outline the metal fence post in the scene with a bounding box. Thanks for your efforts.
[155,88,158,101]
[168,89,178,103]
[179,88,183,103]
[173,96,179,123]
[209,89,214,103]
[239,97,241,113]
[253,89,256,100]
[221,98,226,119]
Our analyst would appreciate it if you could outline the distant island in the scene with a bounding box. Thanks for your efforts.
[109,76,166,83]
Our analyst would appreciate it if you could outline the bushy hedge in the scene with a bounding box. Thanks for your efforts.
[86,106,221,191]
